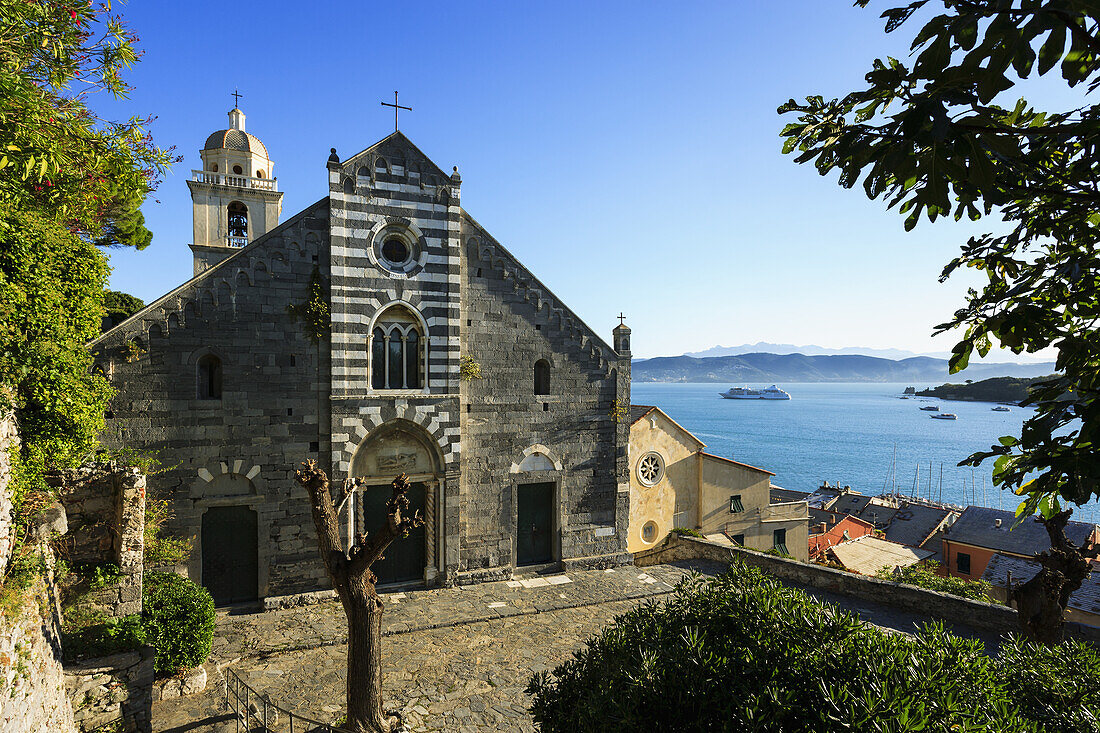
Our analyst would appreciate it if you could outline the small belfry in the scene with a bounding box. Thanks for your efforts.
[187,96,284,275]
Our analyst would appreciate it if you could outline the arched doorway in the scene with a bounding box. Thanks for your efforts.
[201,504,258,605]
[350,421,442,585]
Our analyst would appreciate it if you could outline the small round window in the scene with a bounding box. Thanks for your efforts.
[637,451,665,487]
[232,164,243,175]
[381,237,410,265]
[641,521,659,543]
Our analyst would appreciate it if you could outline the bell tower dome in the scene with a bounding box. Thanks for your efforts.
[187,105,284,275]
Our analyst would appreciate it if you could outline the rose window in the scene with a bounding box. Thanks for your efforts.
[637,452,664,487]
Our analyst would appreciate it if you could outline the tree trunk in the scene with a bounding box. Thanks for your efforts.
[1011,509,1096,646]
[344,588,392,733]
[295,462,422,733]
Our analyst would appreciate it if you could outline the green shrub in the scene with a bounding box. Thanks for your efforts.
[669,527,703,538]
[527,564,1100,732]
[142,572,215,674]
[62,614,145,659]
[876,561,996,603]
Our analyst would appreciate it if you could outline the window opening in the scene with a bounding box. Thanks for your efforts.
[534,359,550,395]
[197,354,222,400]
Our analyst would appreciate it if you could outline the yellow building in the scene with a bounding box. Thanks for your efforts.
[627,405,809,561]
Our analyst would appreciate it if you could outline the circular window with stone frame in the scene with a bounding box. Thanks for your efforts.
[637,451,665,487]
[641,521,659,544]
[371,224,422,275]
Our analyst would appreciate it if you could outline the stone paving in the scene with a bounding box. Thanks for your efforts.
[154,561,1003,732]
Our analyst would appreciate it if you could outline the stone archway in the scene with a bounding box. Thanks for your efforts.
[350,420,443,585]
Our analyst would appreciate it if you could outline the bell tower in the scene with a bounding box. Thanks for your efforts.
[187,104,284,275]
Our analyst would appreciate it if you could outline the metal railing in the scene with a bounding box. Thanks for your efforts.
[226,235,249,248]
[192,169,278,191]
[224,667,352,733]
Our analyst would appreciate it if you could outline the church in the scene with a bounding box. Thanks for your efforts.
[92,105,633,604]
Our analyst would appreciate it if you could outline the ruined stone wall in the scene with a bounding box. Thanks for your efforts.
[93,200,333,599]
[0,566,77,733]
[461,221,628,575]
[65,646,154,733]
[0,410,17,574]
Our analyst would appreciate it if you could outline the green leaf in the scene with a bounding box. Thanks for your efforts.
[1037,24,1066,76]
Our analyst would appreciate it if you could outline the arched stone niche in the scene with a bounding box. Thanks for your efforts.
[351,421,440,480]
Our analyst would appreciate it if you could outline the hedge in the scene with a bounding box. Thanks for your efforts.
[141,572,215,674]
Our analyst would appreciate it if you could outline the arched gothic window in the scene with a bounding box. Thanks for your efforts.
[375,156,388,171]
[227,201,248,238]
[197,354,223,400]
[370,305,424,390]
[534,359,550,395]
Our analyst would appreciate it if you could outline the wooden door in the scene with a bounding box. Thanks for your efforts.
[201,505,258,605]
[517,482,555,565]
[360,481,426,584]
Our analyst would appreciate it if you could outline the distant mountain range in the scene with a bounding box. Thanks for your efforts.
[674,342,1052,363]
[631,353,1057,384]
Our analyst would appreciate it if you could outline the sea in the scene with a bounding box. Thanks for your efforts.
[631,382,1100,524]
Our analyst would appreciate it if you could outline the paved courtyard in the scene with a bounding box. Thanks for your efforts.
[155,560,1001,732]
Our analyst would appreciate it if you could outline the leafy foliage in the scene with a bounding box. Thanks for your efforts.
[62,613,144,660]
[608,399,629,423]
[0,1,170,552]
[876,560,996,602]
[459,355,483,381]
[670,527,703,538]
[141,572,215,674]
[778,2,1100,525]
[101,290,145,332]
[286,265,330,344]
[528,565,1100,732]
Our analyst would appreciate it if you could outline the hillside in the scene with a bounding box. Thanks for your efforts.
[916,375,1055,404]
[631,353,1057,383]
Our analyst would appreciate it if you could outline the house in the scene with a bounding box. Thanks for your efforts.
[827,535,935,576]
[827,491,899,529]
[982,552,1100,627]
[627,405,809,560]
[808,509,875,560]
[940,506,1099,581]
[883,502,958,551]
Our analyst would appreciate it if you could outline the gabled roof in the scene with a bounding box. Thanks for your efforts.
[699,451,775,476]
[90,198,330,347]
[884,503,958,548]
[945,506,1097,557]
[628,405,706,449]
[828,535,934,575]
[809,508,874,534]
[829,494,898,528]
[338,131,451,180]
[982,552,1100,616]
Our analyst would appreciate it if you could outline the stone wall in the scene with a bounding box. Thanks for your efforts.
[92,200,333,600]
[53,464,146,618]
[65,646,154,733]
[636,532,1100,644]
[0,553,78,733]
[0,410,17,574]
[461,219,628,575]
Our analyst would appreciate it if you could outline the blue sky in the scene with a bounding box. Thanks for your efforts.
[99,1,1054,360]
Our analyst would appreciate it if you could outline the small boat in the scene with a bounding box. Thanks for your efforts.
[930,413,957,420]
[992,406,1011,412]
[920,405,940,411]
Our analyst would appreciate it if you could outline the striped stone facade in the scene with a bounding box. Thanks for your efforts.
[94,131,630,600]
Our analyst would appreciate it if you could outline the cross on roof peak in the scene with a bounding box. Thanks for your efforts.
[232,89,243,108]
[618,313,627,326]
[381,91,411,132]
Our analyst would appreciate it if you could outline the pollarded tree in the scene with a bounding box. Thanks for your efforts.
[779,0,1100,644]
[295,462,424,733]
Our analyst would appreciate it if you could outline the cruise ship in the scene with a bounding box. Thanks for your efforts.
[719,385,791,400]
